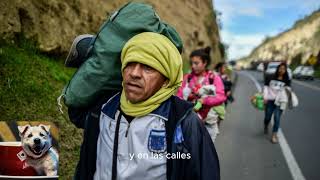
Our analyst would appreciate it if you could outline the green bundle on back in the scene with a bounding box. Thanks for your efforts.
[63,2,183,108]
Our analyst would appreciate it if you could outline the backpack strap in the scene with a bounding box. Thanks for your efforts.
[111,111,123,180]
[208,72,215,85]
[165,96,193,180]
[165,97,179,180]
[187,74,193,83]
[209,77,214,85]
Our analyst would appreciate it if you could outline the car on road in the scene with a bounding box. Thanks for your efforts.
[293,66,303,76]
[293,65,314,80]
[256,63,264,72]
[264,61,292,83]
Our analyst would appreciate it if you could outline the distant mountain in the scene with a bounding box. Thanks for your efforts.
[237,9,320,68]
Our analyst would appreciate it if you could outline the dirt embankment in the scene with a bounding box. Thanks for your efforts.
[0,0,223,63]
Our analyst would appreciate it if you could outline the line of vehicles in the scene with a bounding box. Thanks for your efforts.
[256,61,315,82]
[292,65,314,80]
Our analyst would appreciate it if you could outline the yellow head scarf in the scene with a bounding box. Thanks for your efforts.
[120,32,183,117]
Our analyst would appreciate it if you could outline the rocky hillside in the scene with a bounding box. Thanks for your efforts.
[0,0,223,63]
[238,9,320,68]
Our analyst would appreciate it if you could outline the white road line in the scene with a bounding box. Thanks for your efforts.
[278,130,306,180]
[241,72,262,92]
[241,71,306,180]
[293,80,320,92]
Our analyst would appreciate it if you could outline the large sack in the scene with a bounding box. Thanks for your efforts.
[63,2,183,108]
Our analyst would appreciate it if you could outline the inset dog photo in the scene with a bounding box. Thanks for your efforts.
[0,121,59,179]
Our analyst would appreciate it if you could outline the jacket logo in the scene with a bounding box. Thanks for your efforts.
[148,129,166,153]
[270,80,285,90]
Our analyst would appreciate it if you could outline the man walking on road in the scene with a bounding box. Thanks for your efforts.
[69,32,220,180]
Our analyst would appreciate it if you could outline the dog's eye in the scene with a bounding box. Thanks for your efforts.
[39,133,45,137]
[27,134,33,138]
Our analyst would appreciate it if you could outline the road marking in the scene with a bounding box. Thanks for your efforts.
[242,71,306,180]
[278,129,306,180]
[240,71,262,92]
[293,80,320,91]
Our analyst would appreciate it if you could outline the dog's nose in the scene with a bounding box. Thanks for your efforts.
[34,138,41,144]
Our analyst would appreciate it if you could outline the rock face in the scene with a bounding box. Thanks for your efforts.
[239,10,320,67]
[0,0,222,63]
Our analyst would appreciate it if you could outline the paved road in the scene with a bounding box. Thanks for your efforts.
[215,71,320,180]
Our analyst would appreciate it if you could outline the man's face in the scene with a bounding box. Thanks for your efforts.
[123,62,167,103]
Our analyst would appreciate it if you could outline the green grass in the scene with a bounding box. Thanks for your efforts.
[182,55,191,74]
[0,39,82,179]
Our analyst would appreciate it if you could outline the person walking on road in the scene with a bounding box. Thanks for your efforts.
[176,47,226,142]
[263,62,291,143]
[215,62,234,107]
[68,33,220,180]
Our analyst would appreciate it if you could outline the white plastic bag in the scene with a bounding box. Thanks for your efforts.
[291,91,299,107]
[285,87,299,109]
[204,108,219,142]
[182,86,192,100]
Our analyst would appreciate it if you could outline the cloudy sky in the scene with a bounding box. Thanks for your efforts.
[213,0,320,60]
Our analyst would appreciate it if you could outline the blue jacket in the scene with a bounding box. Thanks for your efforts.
[68,91,220,180]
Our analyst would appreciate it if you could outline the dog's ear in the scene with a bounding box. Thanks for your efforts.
[39,124,51,134]
[18,125,31,137]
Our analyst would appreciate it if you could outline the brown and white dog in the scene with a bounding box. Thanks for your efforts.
[18,124,58,176]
